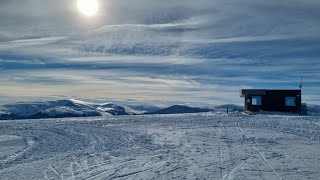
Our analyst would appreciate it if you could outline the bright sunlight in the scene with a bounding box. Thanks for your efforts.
[77,0,98,17]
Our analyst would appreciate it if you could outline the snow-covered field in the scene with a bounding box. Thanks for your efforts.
[0,113,319,180]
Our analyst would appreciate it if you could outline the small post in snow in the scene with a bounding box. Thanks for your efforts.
[227,106,229,114]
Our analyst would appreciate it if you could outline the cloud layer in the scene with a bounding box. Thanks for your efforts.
[0,0,320,105]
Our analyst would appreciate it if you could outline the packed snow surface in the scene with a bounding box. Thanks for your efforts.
[0,113,319,179]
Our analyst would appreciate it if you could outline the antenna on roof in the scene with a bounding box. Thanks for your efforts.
[299,76,302,90]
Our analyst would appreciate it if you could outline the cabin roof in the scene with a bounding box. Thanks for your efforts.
[240,89,266,97]
[240,89,301,97]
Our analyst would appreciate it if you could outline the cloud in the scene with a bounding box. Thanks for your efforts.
[0,0,320,105]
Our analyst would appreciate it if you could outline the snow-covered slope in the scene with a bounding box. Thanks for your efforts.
[96,102,161,115]
[0,100,101,120]
[97,103,131,115]
[148,105,213,114]
[0,113,319,179]
[307,104,320,116]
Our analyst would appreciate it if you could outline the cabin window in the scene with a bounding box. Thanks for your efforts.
[285,97,296,106]
[252,96,261,105]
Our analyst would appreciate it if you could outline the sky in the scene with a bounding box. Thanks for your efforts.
[0,0,320,106]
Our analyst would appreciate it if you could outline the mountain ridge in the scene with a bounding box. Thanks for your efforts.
[0,99,161,120]
[146,105,213,115]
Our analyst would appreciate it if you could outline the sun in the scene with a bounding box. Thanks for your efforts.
[77,0,99,17]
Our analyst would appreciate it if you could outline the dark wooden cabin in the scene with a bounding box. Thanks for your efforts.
[240,89,302,113]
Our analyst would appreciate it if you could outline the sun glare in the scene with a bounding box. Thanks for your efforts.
[77,0,98,17]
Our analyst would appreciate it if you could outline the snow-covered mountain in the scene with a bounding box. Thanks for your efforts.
[0,100,214,119]
[147,105,213,115]
[0,100,101,120]
[0,99,161,120]
[2,99,317,120]
[97,103,131,115]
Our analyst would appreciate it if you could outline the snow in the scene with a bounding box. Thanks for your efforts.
[0,135,26,161]
[42,106,83,117]
[214,104,244,111]
[0,113,319,179]
[97,103,130,115]
[307,104,320,116]
[69,99,98,106]
[0,135,22,142]
[97,103,152,115]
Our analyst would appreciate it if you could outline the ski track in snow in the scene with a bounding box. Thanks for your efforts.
[0,113,319,179]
